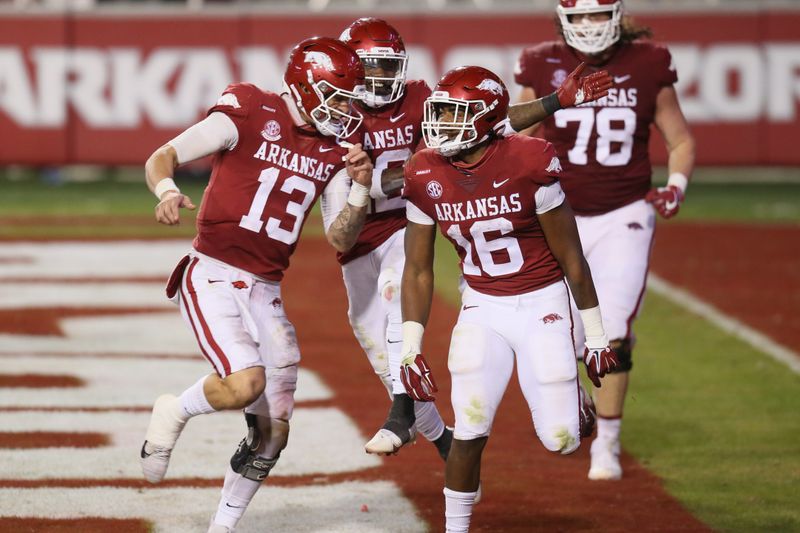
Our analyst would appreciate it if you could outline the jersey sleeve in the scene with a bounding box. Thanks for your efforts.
[653,44,679,87]
[534,182,565,214]
[407,201,435,225]
[207,83,260,124]
[533,141,563,186]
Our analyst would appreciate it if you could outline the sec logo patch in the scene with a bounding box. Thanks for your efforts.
[426,180,443,199]
[261,120,281,142]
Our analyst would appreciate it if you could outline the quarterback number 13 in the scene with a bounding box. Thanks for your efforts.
[239,167,316,245]
[555,107,636,167]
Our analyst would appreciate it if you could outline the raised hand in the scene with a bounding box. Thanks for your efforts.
[556,62,613,107]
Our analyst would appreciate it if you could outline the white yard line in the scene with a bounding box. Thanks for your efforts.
[648,273,800,374]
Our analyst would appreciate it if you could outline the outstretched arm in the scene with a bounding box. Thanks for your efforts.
[510,63,612,135]
[145,112,238,225]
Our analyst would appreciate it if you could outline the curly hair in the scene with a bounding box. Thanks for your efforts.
[554,15,653,43]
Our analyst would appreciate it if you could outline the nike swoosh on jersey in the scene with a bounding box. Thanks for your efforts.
[319,146,335,153]
[492,178,510,188]
[389,112,406,123]
[613,75,631,84]
[545,58,561,64]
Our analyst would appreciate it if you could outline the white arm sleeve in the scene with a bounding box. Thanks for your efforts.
[406,201,435,225]
[168,112,239,164]
[320,169,352,233]
[535,182,566,214]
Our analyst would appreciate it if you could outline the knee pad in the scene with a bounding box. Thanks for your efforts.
[230,414,290,482]
[539,426,580,455]
[377,267,401,313]
[610,338,633,372]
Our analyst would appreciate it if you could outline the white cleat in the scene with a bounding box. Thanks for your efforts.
[140,394,188,483]
[588,437,622,481]
[365,427,417,456]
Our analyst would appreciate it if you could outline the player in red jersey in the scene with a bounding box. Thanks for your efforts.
[400,65,619,532]
[332,17,614,459]
[139,37,373,532]
[515,0,696,481]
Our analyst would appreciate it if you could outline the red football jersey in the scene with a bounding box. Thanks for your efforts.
[403,135,565,296]
[336,79,431,265]
[515,40,678,216]
[193,83,348,281]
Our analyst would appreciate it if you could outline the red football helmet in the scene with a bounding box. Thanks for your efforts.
[340,17,408,108]
[422,66,509,157]
[284,37,366,138]
[557,0,623,54]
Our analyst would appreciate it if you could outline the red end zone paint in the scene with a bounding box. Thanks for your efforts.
[0,518,150,533]
[0,374,83,388]
[0,431,109,449]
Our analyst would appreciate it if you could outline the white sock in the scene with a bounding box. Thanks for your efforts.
[414,401,445,441]
[179,375,216,418]
[597,417,621,442]
[212,465,262,529]
[444,487,478,533]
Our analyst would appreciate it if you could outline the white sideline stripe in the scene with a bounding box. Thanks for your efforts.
[648,274,800,374]
[0,283,171,309]
[0,483,425,533]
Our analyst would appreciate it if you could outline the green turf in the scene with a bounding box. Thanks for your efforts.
[432,236,800,532]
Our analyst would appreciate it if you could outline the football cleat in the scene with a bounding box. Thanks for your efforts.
[140,394,188,483]
[588,437,622,481]
[365,426,417,456]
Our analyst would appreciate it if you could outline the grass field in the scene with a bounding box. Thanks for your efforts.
[1,167,799,532]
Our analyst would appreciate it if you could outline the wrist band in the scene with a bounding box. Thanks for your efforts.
[579,306,606,340]
[542,92,562,116]
[401,321,425,356]
[667,172,689,194]
[347,182,370,207]
[154,177,180,200]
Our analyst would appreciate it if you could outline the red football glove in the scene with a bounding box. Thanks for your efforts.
[584,343,619,388]
[646,185,684,219]
[400,353,438,402]
[556,63,613,107]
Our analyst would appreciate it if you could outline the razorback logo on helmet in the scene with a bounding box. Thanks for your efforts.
[216,93,240,109]
[477,78,504,96]
[541,313,564,324]
[304,51,334,70]
[546,156,563,173]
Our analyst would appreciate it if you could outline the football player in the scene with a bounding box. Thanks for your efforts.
[140,37,374,532]
[399,65,619,532]
[514,0,696,480]
[331,17,613,458]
